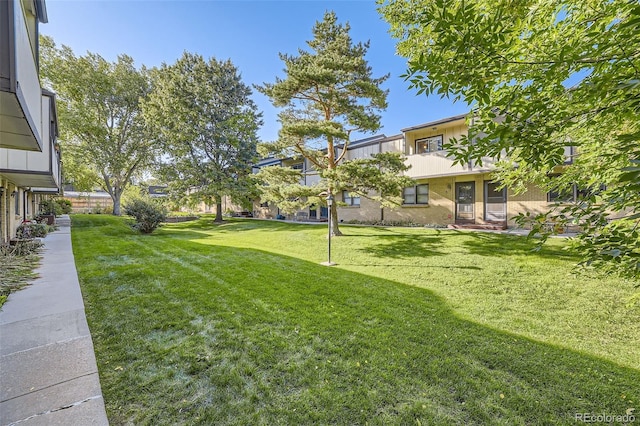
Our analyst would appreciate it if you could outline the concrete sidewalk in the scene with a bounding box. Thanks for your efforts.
[0,216,108,425]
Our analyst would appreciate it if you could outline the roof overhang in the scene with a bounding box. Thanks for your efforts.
[0,91,42,151]
[0,170,58,188]
[34,0,48,23]
[401,113,468,133]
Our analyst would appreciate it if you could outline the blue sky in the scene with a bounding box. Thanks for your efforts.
[42,0,468,142]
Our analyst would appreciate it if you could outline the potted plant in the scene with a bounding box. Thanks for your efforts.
[38,199,59,225]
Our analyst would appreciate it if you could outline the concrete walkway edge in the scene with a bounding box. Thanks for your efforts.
[0,215,109,425]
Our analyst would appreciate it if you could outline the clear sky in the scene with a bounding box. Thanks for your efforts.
[41,0,468,142]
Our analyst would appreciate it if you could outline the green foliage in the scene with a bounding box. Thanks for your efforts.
[257,11,395,235]
[39,198,72,216]
[59,147,101,193]
[254,165,326,214]
[71,215,639,424]
[379,0,640,281]
[325,152,415,208]
[143,52,262,222]
[39,199,61,216]
[55,198,73,214]
[40,35,158,216]
[16,223,50,239]
[123,199,167,234]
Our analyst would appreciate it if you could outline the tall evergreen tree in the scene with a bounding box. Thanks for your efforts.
[143,53,262,222]
[257,11,412,235]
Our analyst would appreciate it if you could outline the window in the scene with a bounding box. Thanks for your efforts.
[403,184,429,205]
[14,191,20,215]
[547,186,575,203]
[415,135,443,154]
[343,191,360,206]
[548,180,606,203]
[291,162,304,171]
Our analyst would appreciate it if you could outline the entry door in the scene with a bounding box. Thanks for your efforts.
[455,182,475,222]
[484,181,507,222]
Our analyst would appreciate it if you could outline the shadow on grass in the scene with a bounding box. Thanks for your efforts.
[354,233,448,259]
[166,217,319,233]
[353,227,578,263]
[459,231,580,261]
[72,216,639,425]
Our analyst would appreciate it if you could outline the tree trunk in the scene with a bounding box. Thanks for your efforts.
[112,193,121,216]
[215,201,223,222]
[330,203,342,236]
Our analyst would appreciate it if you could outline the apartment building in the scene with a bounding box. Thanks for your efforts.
[253,113,558,228]
[1,0,61,243]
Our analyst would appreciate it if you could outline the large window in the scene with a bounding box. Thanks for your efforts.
[14,191,20,215]
[415,135,443,154]
[548,180,606,203]
[403,184,429,205]
[343,191,360,206]
[547,186,575,203]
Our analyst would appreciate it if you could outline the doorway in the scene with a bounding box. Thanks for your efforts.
[455,181,475,223]
[484,181,507,223]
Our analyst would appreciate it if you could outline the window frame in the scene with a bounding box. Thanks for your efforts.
[415,135,444,154]
[342,190,361,207]
[403,184,429,205]
[14,190,20,216]
[547,179,606,203]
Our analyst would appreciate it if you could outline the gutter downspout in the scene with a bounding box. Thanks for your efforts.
[23,189,28,221]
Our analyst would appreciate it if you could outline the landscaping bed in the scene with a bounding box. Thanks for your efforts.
[0,240,43,308]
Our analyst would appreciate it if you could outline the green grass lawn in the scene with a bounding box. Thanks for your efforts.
[71,215,639,425]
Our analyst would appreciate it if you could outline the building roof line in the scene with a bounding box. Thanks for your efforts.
[401,113,468,132]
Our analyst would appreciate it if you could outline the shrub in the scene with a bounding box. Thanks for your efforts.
[39,199,61,216]
[1,240,43,307]
[16,223,49,238]
[30,223,49,238]
[39,198,72,216]
[123,199,167,234]
[55,198,72,214]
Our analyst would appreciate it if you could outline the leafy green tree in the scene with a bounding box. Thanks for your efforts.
[59,147,101,193]
[380,0,640,283]
[40,36,156,215]
[143,52,262,222]
[257,11,412,235]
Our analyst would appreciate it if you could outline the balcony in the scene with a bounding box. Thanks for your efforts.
[0,91,61,191]
[0,0,47,151]
[404,151,501,179]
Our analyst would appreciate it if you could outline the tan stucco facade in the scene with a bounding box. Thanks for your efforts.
[334,173,549,228]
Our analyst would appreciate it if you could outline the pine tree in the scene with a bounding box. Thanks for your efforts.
[257,11,411,235]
